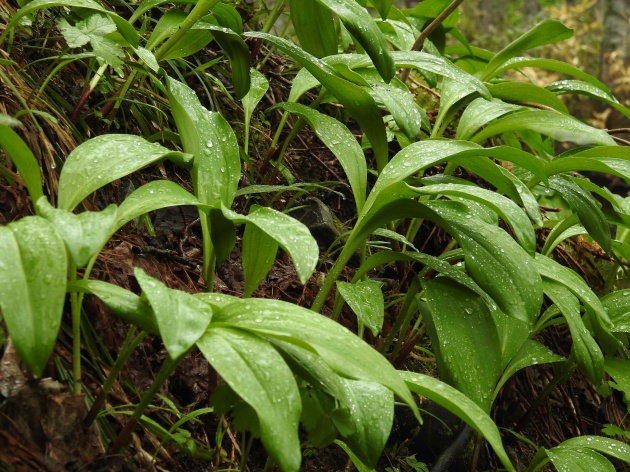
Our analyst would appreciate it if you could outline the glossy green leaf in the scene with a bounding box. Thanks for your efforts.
[542,279,603,385]
[314,0,394,82]
[67,279,158,334]
[471,109,615,147]
[545,157,630,189]
[376,18,416,51]
[167,77,240,207]
[340,380,393,467]
[548,174,611,253]
[561,436,630,464]
[245,32,389,170]
[0,217,67,377]
[290,0,337,58]
[456,97,521,141]
[547,80,630,120]
[204,25,251,99]
[0,0,138,46]
[222,204,317,284]
[115,180,201,230]
[433,77,483,137]
[213,298,418,418]
[136,268,212,360]
[146,10,213,58]
[400,371,515,472]
[197,326,301,472]
[58,135,187,211]
[410,183,536,255]
[369,0,392,19]
[495,340,565,395]
[0,123,44,206]
[546,446,615,472]
[269,102,366,211]
[423,278,502,411]
[601,290,630,333]
[366,81,425,140]
[428,200,542,325]
[242,223,278,298]
[242,68,269,135]
[604,358,630,397]
[36,197,117,268]
[211,3,243,34]
[488,81,569,114]
[481,19,573,80]
[534,254,617,352]
[337,280,384,336]
[494,57,611,93]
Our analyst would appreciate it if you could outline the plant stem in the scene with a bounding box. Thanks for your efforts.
[69,263,82,395]
[83,328,147,427]
[400,0,465,83]
[108,355,179,454]
[153,0,221,62]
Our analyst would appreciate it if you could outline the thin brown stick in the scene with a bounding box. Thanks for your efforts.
[399,0,466,83]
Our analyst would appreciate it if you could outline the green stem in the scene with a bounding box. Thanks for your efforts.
[201,215,216,291]
[83,329,147,427]
[69,263,82,395]
[153,0,221,62]
[108,356,179,454]
[260,0,289,34]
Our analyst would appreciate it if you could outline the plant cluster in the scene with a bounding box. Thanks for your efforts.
[1,0,630,470]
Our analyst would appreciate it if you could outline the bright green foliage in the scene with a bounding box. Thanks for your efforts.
[3,0,630,470]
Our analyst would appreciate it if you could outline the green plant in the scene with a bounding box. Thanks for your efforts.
[2,0,630,470]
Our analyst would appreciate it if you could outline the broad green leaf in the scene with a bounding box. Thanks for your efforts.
[409,183,536,255]
[561,436,630,464]
[0,217,67,377]
[604,358,630,398]
[242,68,269,136]
[290,0,337,58]
[366,81,425,140]
[481,19,573,80]
[269,102,366,211]
[546,446,615,472]
[314,0,394,82]
[244,32,389,170]
[197,326,301,471]
[427,200,542,325]
[376,18,416,51]
[369,0,392,19]
[67,279,158,334]
[546,157,630,189]
[167,77,240,207]
[547,80,630,120]
[58,15,124,73]
[423,278,503,411]
[58,135,187,211]
[400,371,515,472]
[242,223,278,297]
[542,279,603,385]
[494,57,611,93]
[0,123,43,205]
[134,46,159,72]
[534,254,616,342]
[145,10,213,59]
[547,174,611,253]
[335,440,375,472]
[211,3,243,34]
[340,380,393,467]
[204,25,251,99]
[213,298,418,418]
[456,97,521,140]
[601,290,630,332]
[136,268,212,360]
[433,77,483,137]
[337,280,384,336]
[488,81,569,114]
[221,204,318,284]
[0,0,138,47]
[471,109,615,147]
[495,340,565,395]
[115,180,201,230]
[36,197,117,268]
